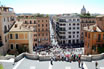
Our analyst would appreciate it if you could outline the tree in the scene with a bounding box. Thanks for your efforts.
[97,46,104,54]
[17,46,28,54]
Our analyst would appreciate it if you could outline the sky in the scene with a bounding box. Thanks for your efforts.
[0,0,104,14]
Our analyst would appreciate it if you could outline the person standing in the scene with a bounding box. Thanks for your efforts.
[50,57,53,65]
[81,62,83,69]
[78,60,81,68]
[95,61,98,69]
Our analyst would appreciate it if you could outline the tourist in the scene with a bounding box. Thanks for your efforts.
[81,62,83,69]
[95,61,98,69]
[50,57,53,65]
[78,60,81,68]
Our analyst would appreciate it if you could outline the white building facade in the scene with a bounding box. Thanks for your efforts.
[55,14,80,47]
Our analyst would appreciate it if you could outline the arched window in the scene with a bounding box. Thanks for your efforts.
[4,25,7,33]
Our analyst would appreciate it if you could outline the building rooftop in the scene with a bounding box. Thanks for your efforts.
[10,21,33,32]
[84,24,102,32]
[96,15,104,17]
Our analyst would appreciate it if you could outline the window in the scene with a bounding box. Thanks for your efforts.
[46,28,48,31]
[98,34,101,41]
[30,21,32,24]
[16,44,19,49]
[72,40,75,44]
[4,25,7,33]
[42,33,44,36]
[73,35,75,38]
[0,36,1,40]
[76,39,79,43]
[34,39,37,41]
[46,20,48,22]
[73,19,75,21]
[63,40,65,44]
[77,19,80,21]
[73,23,75,26]
[59,19,66,22]
[77,31,79,34]
[10,34,13,39]
[85,32,87,37]
[46,24,47,27]
[46,38,48,41]
[73,32,75,34]
[11,44,13,49]
[69,19,71,21]
[88,33,90,38]
[77,23,79,25]
[46,33,48,36]
[68,40,71,43]
[69,24,71,26]
[103,34,104,40]
[69,35,71,38]
[35,44,37,46]
[38,29,40,32]
[38,34,40,36]
[15,34,18,39]
[77,27,79,29]
[69,27,71,30]
[73,27,75,29]
[42,20,44,22]
[42,24,44,27]
[38,24,40,27]
[34,34,37,36]
[42,29,44,31]
[34,21,36,24]
[68,32,71,34]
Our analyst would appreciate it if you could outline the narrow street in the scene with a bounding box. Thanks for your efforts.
[50,20,58,46]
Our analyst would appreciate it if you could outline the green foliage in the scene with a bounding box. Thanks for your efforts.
[98,46,104,54]
[17,46,28,54]
[36,13,44,17]
[46,14,49,17]
[0,64,3,69]
[80,13,95,18]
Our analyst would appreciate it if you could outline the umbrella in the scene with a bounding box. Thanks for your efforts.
[65,54,70,57]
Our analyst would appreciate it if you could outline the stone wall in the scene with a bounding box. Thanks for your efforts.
[14,53,104,62]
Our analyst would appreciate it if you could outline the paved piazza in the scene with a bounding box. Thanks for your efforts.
[1,58,104,69]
